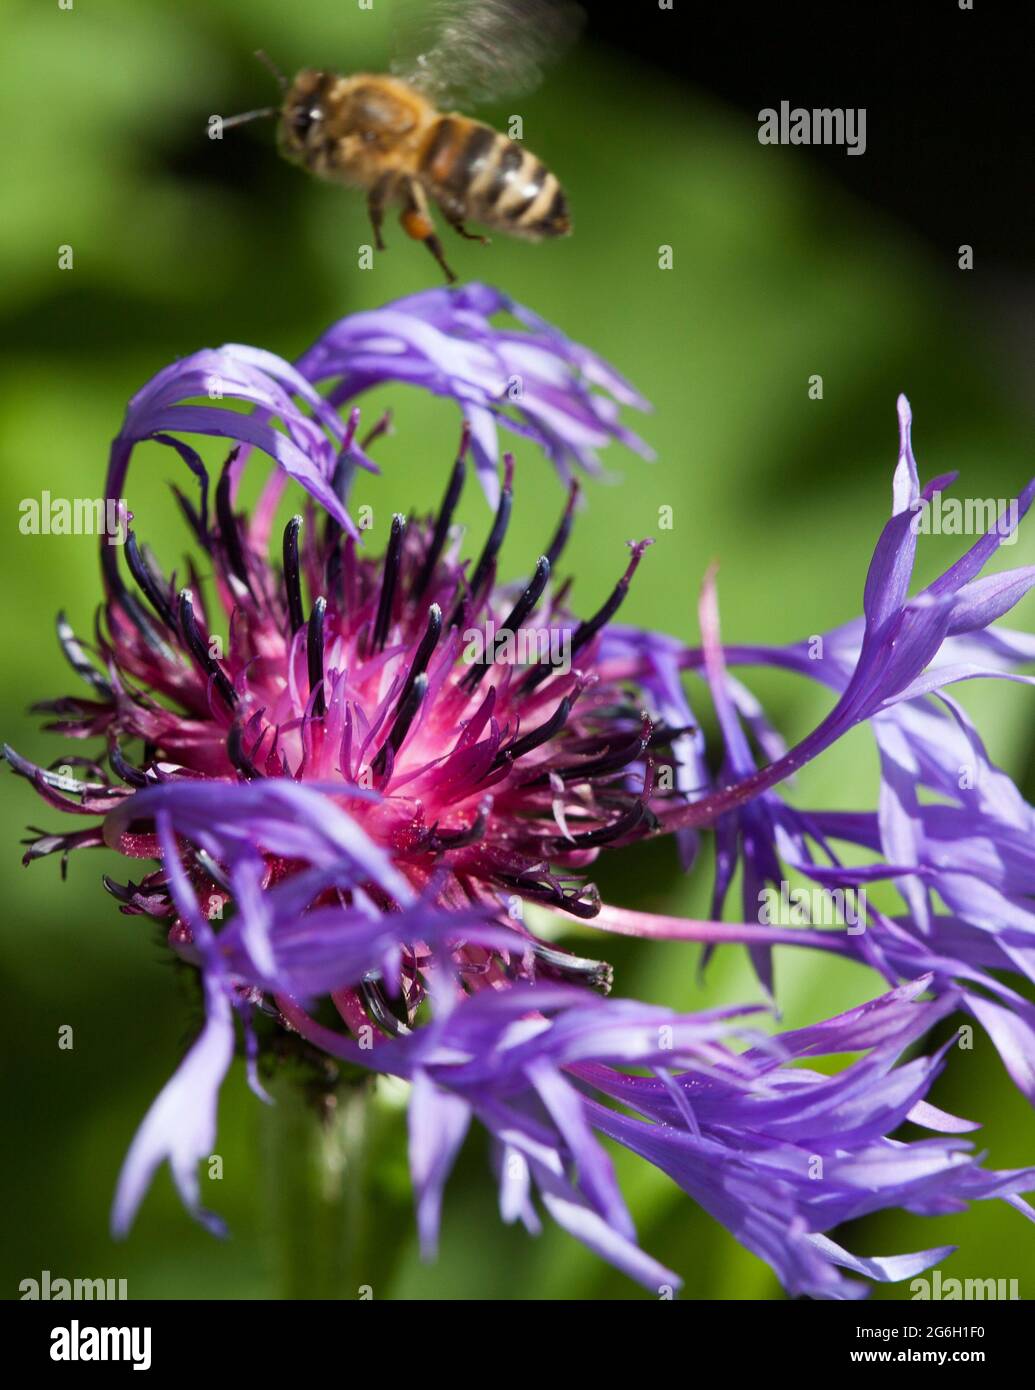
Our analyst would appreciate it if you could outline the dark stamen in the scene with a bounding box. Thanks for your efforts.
[372,672,427,779]
[307,597,327,717]
[429,796,491,849]
[170,484,209,552]
[451,454,514,626]
[648,722,697,746]
[282,515,305,635]
[523,539,652,692]
[551,575,574,611]
[100,543,122,603]
[227,723,260,780]
[215,450,254,596]
[569,540,652,661]
[109,742,148,788]
[102,875,137,904]
[557,800,648,848]
[372,514,405,653]
[449,579,472,635]
[125,531,178,631]
[493,694,572,769]
[323,418,359,550]
[495,871,601,919]
[464,555,551,693]
[104,539,174,657]
[399,604,442,709]
[3,745,108,795]
[535,719,652,785]
[530,941,613,993]
[360,978,411,1036]
[157,435,210,548]
[177,589,238,709]
[544,480,580,569]
[56,612,113,698]
[415,424,469,598]
[326,543,343,607]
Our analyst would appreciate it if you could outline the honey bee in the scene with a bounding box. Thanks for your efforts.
[223,0,582,282]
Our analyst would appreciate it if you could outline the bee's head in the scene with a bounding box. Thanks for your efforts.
[278,70,329,163]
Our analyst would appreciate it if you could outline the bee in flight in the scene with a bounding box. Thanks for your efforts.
[222,0,582,282]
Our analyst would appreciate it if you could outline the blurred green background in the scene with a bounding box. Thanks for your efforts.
[2,0,1033,1300]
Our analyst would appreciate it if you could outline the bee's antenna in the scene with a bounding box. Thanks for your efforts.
[220,106,278,130]
[254,49,289,90]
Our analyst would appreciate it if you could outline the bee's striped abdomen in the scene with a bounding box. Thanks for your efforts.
[419,116,571,240]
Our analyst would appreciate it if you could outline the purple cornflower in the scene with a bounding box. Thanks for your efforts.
[9,294,1034,1297]
[600,396,1035,1101]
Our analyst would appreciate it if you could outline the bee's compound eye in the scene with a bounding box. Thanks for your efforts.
[293,105,319,139]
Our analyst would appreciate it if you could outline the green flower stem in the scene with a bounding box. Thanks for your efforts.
[263,1080,372,1299]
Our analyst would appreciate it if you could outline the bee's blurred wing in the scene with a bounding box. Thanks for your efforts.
[390,0,584,109]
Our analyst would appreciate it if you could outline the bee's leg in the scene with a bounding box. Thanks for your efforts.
[367,174,394,252]
[447,221,491,246]
[441,200,490,245]
[398,178,457,284]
